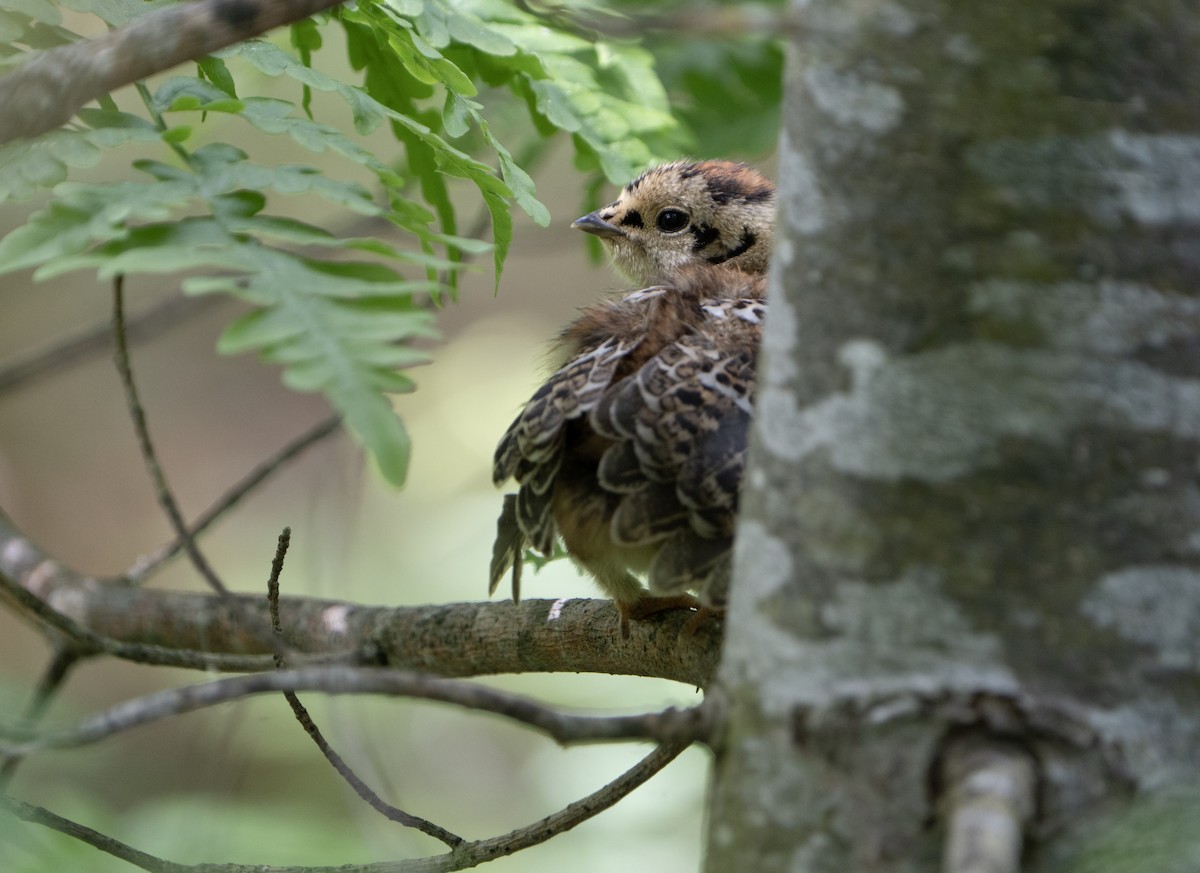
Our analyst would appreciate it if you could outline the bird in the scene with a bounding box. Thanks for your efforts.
[489,159,775,637]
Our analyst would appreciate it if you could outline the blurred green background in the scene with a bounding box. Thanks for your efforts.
[0,3,782,865]
[0,136,736,872]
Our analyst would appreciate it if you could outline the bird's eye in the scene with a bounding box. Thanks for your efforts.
[656,208,690,233]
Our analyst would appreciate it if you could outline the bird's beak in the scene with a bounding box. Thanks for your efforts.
[571,211,624,239]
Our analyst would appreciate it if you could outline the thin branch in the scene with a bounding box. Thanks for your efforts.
[0,793,190,873]
[266,530,463,848]
[126,413,343,584]
[429,738,692,872]
[2,737,691,873]
[0,0,350,145]
[939,736,1037,873]
[0,294,223,397]
[0,667,710,757]
[0,648,80,789]
[112,277,230,597]
[267,527,292,668]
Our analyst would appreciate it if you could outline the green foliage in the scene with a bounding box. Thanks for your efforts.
[0,0,781,484]
[1061,788,1200,873]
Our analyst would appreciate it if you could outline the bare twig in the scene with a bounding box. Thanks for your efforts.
[266,530,463,847]
[267,527,292,667]
[0,666,709,757]
[939,736,1038,873]
[432,738,692,872]
[0,793,190,873]
[2,735,691,872]
[112,277,230,597]
[0,294,224,397]
[0,0,350,145]
[126,414,343,584]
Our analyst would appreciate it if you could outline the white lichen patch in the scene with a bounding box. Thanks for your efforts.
[1082,565,1200,670]
[757,385,819,460]
[757,339,1200,481]
[1110,132,1200,225]
[321,603,352,636]
[776,129,828,236]
[969,278,1200,355]
[967,131,1200,226]
[804,66,904,133]
[721,564,1009,714]
[759,290,799,387]
[46,586,87,623]
[730,521,794,610]
[1086,696,1200,790]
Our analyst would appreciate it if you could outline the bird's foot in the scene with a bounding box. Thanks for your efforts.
[617,593,705,639]
[681,604,725,637]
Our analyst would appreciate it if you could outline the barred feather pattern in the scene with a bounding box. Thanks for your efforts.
[490,271,765,609]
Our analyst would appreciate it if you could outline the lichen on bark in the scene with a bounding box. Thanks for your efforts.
[705,0,1200,869]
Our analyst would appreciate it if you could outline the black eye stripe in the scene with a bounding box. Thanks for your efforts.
[620,210,644,228]
[707,230,757,264]
[689,223,719,252]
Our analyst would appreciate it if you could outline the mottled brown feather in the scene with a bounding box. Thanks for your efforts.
[490,160,774,631]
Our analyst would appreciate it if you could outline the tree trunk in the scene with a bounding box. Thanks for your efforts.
[706,1,1200,869]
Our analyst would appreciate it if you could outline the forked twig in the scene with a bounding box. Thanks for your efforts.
[127,414,343,584]
[112,276,230,597]
[1,736,693,873]
[266,528,463,848]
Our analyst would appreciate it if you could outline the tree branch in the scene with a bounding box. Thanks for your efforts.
[423,737,693,872]
[0,548,287,672]
[0,793,190,873]
[939,736,1037,873]
[2,736,691,872]
[0,0,350,146]
[0,510,720,685]
[0,667,709,758]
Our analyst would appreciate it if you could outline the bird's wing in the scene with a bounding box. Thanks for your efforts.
[493,337,633,484]
[490,337,635,593]
[591,297,762,596]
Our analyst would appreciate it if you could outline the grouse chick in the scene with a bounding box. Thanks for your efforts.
[490,160,775,636]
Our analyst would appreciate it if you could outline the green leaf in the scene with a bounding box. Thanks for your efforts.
[0,180,189,273]
[196,56,238,97]
[153,76,245,114]
[231,40,388,134]
[0,118,159,201]
[3,0,60,24]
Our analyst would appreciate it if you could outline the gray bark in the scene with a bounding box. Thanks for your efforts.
[706,1,1200,869]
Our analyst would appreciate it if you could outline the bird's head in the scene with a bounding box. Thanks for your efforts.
[571,159,775,287]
